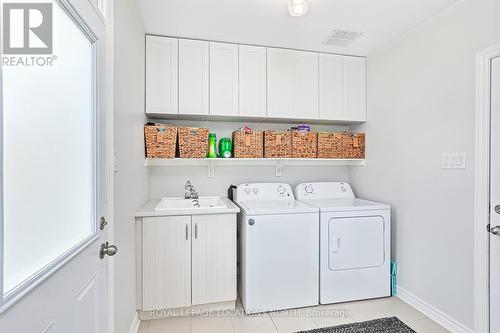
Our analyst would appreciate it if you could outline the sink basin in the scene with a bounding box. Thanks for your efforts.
[155,196,227,211]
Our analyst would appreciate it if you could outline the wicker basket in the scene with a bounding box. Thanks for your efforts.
[344,133,366,159]
[292,131,318,158]
[178,127,209,158]
[264,130,292,158]
[144,123,177,159]
[232,130,263,158]
[317,132,343,159]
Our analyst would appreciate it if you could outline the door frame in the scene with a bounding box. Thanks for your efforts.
[474,44,500,333]
[104,0,115,332]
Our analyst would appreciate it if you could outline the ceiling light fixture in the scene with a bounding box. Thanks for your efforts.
[288,0,308,17]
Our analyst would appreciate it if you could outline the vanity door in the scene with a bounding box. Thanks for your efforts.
[191,214,237,305]
[142,216,192,311]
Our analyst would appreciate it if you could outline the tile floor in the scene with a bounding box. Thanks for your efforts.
[138,297,450,333]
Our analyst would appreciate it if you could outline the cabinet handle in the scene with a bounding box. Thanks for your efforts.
[185,224,188,240]
[195,223,198,239]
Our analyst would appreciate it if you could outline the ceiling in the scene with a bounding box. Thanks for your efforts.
[136,0,458,56]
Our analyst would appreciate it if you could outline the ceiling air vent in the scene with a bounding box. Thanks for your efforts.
[322,30,363,47]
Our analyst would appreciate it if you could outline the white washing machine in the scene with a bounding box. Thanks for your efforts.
[295,182,391,304]
[234,183,319,313]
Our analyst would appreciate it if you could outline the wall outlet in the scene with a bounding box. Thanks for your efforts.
[441,153,466,169]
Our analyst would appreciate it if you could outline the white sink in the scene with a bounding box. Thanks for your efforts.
[155,196,227,211]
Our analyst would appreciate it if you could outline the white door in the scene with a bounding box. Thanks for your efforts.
[328,216,385,271]
[191,214,236,305]
[209,42,238,117]
[146,36,179,115]
[141,217,191,311]
[0,1,112,332]
[179,39,209,115]
[490,56,500,333]
[239,45,266,118]
[293,51,319,120]
[319,53,343,120]
[343,56,367,121]
[267,48,294,119]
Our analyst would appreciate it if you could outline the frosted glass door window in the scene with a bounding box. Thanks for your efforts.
[2,2,96,295]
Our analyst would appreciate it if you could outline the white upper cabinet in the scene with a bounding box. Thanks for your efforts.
[267,48,294,119]
[239,45,266,118]
[209,42,239,116]
[267,48,319,120]
[179,39,209,115]
[294,51,319,119]
[343,56,367,121]
[145,35,367,123]
[319,53,343,120]
[146,36,178,115]
[319,55,367,121]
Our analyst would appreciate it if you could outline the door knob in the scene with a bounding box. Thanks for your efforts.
[495,205,500,215]
[100,242,118,259]
[491,226,500,236]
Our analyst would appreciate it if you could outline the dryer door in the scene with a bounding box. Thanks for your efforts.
[328,216,385,271]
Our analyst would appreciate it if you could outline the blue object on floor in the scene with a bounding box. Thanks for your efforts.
[391,261,397,296]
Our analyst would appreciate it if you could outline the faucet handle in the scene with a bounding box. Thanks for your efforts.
[185,180,192,190]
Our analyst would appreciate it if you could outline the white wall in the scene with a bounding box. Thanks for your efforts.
[350,0,500,330]
[113,0,149,332]
[149,120,351,198]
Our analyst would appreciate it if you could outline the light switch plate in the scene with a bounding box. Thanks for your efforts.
[441,153,466,169]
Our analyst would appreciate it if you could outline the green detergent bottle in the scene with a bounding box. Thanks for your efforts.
[218,138,232,158]
[207,133,217,158]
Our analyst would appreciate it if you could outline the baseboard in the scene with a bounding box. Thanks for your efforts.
[396,286,472,333]
[128,311,140,333]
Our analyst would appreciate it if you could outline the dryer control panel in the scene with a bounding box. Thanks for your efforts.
[295,182,355,200]
[235,183,294,201]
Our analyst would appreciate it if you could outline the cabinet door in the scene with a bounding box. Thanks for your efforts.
[192,214,236,305]
[209,42,239,116]
[267,48,294,118]
[179,39,209,115]
[239,45,266,118]
[319,53,343,120]
[142,216,192,311]
[294,51,319,119]
[146,36,178,115]
[343,56,367,121]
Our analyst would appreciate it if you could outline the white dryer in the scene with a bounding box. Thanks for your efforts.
[234,183,319,313]
[295,182,391,304]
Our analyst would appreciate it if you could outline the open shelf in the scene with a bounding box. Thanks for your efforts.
[145,158,365,177]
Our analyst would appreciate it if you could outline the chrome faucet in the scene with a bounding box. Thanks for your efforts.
[185,180,200,206]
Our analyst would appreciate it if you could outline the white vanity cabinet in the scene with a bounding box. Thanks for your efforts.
[137,213,237,315]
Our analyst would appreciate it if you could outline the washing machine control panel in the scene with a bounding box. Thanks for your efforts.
[235,183,294,201]
[295,182,355,199]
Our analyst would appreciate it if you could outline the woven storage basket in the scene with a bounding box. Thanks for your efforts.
[144,123,177,159]
[317,132,343,159]
[178,127,209,158]
[264,130,292,158]
[232,130,263,158]
[344,133,366,159]
[292,131,318,158]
